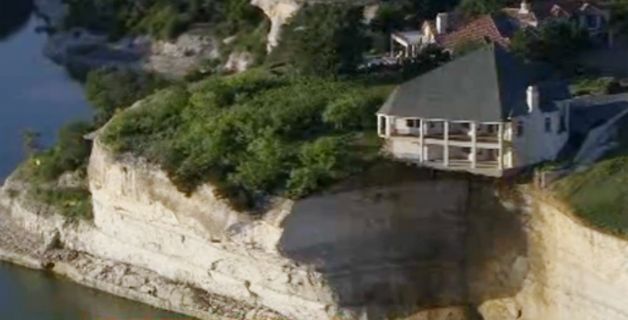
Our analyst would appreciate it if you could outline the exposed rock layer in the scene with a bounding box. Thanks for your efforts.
[3,137,628,319]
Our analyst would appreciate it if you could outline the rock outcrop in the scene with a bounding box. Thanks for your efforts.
[251,0,302,51]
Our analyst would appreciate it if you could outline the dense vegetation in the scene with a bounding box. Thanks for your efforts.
[552,116,628,235]
[64,0,265,40]
[511,21,590,65]
[371,0,460,33]
[570,76,621,96]
[19,122,94,220]
[270,3,368,77]
[86,67,169,125]
[0,0,33,40]
[101,70,391,209]
[16,67,171,221]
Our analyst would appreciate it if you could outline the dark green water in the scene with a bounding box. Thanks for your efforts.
[0,12,189,320]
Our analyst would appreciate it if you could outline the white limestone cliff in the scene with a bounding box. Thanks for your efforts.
[480,194,628,320]
[4,134,628,319]
[251,0,302,51]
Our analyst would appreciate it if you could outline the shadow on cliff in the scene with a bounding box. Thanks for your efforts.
[278,162,528,319]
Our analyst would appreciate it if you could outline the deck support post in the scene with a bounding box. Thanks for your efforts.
[443,121,449,167]
[385,116,394,137]
[498,123,504,170]
[471,122,477,169]
[419,118,425,163]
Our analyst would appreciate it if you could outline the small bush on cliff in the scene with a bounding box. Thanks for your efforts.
[19,122,94,221]
[30,187,93,221]
[102,69,390,210]
[23,122,93,183]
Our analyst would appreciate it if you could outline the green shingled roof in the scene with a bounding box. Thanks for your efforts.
[378,45,532,122]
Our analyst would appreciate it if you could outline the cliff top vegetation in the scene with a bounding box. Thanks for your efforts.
[101,69,391,210]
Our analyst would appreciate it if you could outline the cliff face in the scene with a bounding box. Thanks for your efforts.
[82,138,534,319]
[480,197,628,320]
[85,139,334,319]
[4,134,628,319]
[79,141,628,320]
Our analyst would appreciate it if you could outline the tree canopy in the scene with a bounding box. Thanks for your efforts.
[271,3,369,77]
[64,0,265,39]
[85,67,169,125]
[458,0,509,17]
[102,70,389,209]
[511,21,590,64]
[0,0,33,40]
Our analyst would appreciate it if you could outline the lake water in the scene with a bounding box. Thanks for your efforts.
[0,14,188,320]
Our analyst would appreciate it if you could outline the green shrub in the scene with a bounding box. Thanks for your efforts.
[30,186,93,221]
[64,0,266,40]
[20,122,94,222]
[286,136,353,198]
[134,3,189,39]
[458,0,508,17]
[24,121,92,183]
[229,134,293,193]
[571,77,619,96]
[323,93,383,131]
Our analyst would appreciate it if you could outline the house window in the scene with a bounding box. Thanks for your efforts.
[545,117,552,133]
[516,121,524,137]
[586,15,599,29]
[406,119,420,128]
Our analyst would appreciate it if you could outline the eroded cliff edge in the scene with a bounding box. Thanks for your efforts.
[2,134,628,320]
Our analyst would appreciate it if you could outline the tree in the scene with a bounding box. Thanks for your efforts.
[22,129,41,157]
[610,0,628,36]
[271,3,369,77]
[85,67,168,125]
[0,0,33,40]
[511,22,590,64]
[286,136,352,198]
[458,0,507,17]
[371,2,407,34]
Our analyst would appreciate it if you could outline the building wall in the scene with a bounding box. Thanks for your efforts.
[393,117,421,136]
[511,106,569,167]
[389,138,421,161]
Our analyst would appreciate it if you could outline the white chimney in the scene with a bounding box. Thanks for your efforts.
[436,13,448,34]
[527,85,539,113]
[519,0,531,14]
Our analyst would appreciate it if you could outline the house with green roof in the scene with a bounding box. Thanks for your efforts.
[376,45,571,176]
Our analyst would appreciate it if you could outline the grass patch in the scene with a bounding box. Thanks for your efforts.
[102,69,393,210]
[552,116,628,235]
[570,76,619,96]
[29,186,93,221]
